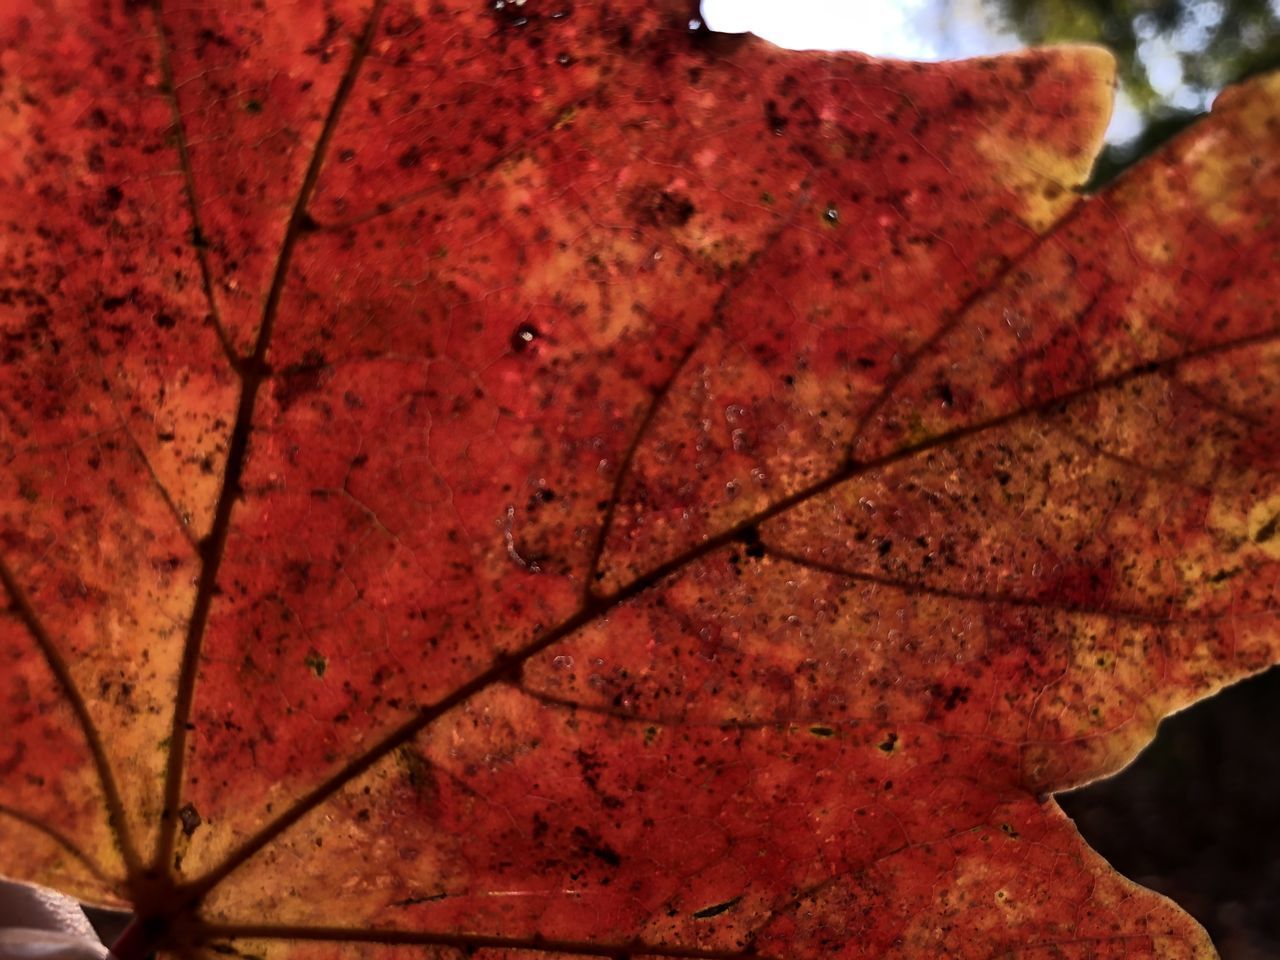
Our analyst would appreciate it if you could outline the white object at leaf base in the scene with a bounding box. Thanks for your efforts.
[0,879,108,960]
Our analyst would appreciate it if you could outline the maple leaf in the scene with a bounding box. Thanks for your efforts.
[1,2,1278,960]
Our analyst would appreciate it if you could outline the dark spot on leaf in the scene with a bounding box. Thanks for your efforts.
[304,648,327,678]
[929,683,971,714]
[274,359,327,412]
[178,802,201,837]
[571,825,621,867]
[633,188,696,228]
[398,145,423,168]
[692,896,741,919]
[588,849,619,870]
[1253,511,1279,544]
[391,892,447,907]
[736,525,766,560]
[764,99,788,135]
[527,487,557,511]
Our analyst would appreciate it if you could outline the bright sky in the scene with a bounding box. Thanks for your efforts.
[699,0,1146,142]
[700,0,1016,59]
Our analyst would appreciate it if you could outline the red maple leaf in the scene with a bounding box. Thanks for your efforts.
[1,3,1277,960]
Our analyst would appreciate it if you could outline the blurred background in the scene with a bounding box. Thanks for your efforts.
[699,3,1280,956]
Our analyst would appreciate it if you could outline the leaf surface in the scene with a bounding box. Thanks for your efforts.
[1,3,1278,960]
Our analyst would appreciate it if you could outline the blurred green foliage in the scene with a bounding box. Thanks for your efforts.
[987,0,1280,183]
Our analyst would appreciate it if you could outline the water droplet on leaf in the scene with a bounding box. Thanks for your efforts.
[510,323,539,353]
